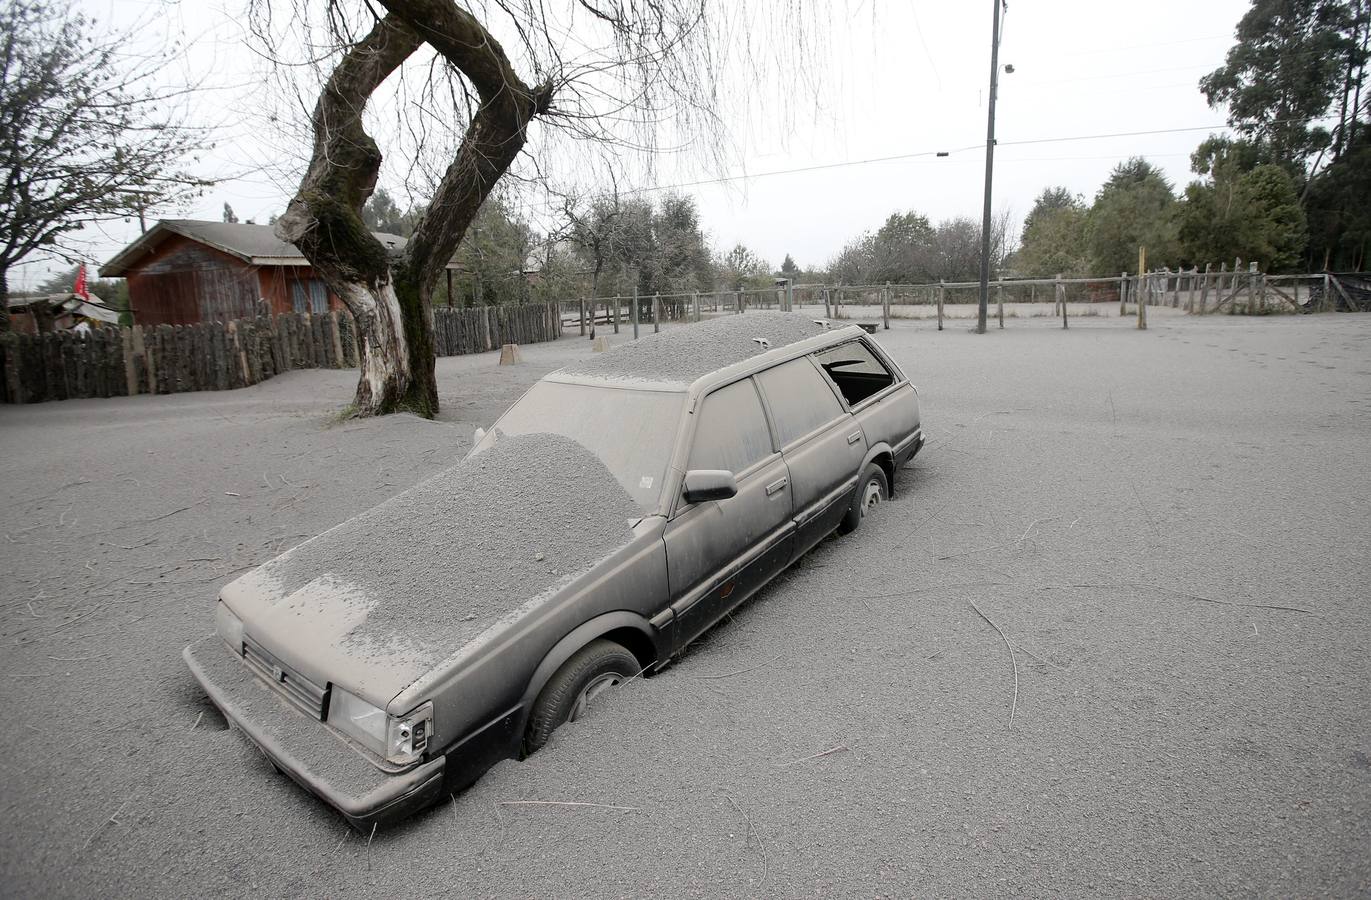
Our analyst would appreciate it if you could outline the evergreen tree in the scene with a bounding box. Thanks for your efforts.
[1086,158,1180,272]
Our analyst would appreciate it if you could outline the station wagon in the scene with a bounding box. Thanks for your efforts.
[184,311,923,827]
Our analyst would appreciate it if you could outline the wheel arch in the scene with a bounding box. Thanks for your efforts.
[861,442,896,497]
[516,611,658,728]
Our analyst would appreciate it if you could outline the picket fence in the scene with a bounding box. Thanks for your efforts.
[0,302,562,404]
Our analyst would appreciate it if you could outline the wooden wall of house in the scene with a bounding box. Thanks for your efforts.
[125,234,260,326]
[257,267,346,317]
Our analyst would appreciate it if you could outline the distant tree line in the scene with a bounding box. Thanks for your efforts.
[1016,0,1369,276]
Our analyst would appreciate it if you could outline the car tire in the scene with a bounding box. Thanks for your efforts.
[523,638,639,755]
[839,462,888,534]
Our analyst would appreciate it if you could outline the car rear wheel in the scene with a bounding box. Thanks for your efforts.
[523,639,639,755]
[839,462,888,534]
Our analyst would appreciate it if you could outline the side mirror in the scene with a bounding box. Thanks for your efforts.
[682,469,738,504]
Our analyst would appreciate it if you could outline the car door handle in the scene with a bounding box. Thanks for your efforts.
[766,477,788,496]
[847,431,863,445]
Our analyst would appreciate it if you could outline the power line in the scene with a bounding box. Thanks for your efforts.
[619,121,1288,196]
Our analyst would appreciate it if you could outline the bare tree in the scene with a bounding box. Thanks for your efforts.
[260,0,821,417]
[0,0,209,330]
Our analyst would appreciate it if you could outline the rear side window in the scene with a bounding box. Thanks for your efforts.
[755,358,845,447]
[813,340,895,406]
[688,378,773,474]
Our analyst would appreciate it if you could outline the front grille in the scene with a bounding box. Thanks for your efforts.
[242,637,330,721]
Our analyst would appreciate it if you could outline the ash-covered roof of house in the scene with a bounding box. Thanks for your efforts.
[100,220,458,277]
[554,311,837,389]
[7,293,121,324]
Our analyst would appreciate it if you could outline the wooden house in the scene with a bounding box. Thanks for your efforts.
[100,220,455,326]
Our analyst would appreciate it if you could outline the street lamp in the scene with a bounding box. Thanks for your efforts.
[976,0,1006,335]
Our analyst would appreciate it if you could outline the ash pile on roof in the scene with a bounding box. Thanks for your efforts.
[252,432,639,664]
[558,311,826,385]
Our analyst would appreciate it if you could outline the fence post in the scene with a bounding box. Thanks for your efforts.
[653,292,660,333]
[736,290,743,314]
[691,291,700,322]
[1057,274,1067,329]
[579,299,586,336]
[785,280,794,312]
[632,286,640,339]
[1120,272,1129,316]
[882,282,891,330]
[1137,248,1148,330]
[996,282,1004,329]
[937,281,945,331]
[1323,272,1332,311]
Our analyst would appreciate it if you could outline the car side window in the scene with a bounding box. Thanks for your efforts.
[812,340,895,406]
[755,358,845,447]
[687,378,773,475]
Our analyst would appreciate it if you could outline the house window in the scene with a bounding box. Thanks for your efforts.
[291,279,329,314]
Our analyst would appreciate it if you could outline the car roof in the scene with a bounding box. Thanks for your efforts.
[546,312,868,394]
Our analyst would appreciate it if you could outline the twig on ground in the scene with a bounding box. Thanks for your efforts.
[8,672,62,678]
[1072,582,1319,616]
[81,796,132,850]
[1129,482,1159,538]
[1009,641,1064,672]
[51,604,105,632]
[780,745,849,767]
[840,581,1007,604]
[498,800,638,811]
[129,501,202,526]
[970,601,1020,731]
[333,830,350,854]
[726,794,769,887]
[938,545,1003,561]
[688,654,784,681]
[1018,516,1060,543]
[190,712,203,731]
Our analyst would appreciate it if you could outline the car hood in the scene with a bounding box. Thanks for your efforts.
[219,432,641,709]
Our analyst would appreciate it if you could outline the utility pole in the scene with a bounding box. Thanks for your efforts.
[976,0,1005,335]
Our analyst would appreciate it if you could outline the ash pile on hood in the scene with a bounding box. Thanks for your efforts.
[231,432,639,694]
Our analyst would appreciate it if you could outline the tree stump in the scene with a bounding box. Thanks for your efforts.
[498,343,522,365]
[591,336,609,353]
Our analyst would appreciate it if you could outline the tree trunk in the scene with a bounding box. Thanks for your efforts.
[276,5,550,418]
[0,265,9,332]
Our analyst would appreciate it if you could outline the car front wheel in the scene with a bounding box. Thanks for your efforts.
[839,462,888,534]
[523,638,639,754]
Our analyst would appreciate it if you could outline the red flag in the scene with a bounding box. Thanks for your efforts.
[72,264,90,300]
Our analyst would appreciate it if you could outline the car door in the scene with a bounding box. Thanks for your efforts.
[663,377,794,649]
[812,338,918,458]
[754,356,866,558]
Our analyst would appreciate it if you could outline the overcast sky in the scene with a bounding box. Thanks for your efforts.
[23,0,1254,289]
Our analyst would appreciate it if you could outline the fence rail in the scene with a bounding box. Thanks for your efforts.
[0,302,562,405]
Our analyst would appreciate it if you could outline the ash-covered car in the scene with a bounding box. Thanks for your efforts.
[184,311,923,827]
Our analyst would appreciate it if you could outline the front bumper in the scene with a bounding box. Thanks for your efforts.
[184,636,446,829]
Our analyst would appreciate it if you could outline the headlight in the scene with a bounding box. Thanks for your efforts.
[329,688,432,766]
[216,602,244,655]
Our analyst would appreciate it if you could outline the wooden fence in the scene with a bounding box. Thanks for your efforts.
[0,302,562,404]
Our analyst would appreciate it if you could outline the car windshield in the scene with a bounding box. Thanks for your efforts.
[473,380,685,513]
